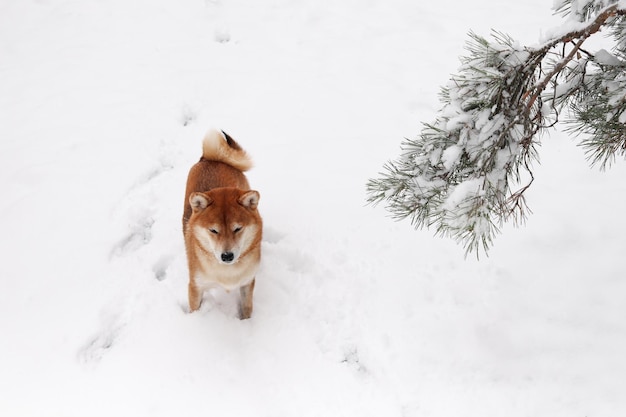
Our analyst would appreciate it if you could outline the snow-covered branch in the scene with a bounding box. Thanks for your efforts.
[367,0,626,256]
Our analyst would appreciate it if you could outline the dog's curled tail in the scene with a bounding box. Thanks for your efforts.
[201,128,253,172]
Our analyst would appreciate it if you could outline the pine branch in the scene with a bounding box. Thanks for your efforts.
[367,1,626,256]
[528,3,624,105]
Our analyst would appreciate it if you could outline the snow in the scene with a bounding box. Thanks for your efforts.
[441,145,463,171]
[442,178,484,212]
[595,48,624,66]
[1,0,626,416]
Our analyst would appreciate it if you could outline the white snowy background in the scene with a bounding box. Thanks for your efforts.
[1,0,626,416]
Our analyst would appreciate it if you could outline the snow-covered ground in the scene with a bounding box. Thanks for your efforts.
[1,1,626,416]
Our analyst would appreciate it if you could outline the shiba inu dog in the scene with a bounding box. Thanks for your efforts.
[182,129,262,319]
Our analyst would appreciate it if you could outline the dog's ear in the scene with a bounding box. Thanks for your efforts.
[238,190,260,210]
[190,192,213,213]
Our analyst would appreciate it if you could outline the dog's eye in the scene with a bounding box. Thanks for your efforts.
[209,228,219,234]
[233,226,242,234]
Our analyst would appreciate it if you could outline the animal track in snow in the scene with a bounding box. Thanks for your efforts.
[78,316,126,365]
[110,217,155,257]
[341,345,368,375]
[180,104,198,127]
[214,29,231,43]
[152,254,174,281]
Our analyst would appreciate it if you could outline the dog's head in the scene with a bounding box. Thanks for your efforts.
[188,187,262,264]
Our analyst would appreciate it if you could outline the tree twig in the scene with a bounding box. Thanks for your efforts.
[525,4,624,113]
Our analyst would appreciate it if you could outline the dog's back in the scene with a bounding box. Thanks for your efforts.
[182,129,253,229]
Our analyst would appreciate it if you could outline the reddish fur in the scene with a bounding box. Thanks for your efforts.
[182,130,262,319]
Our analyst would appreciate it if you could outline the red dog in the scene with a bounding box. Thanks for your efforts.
[182,129,262,319]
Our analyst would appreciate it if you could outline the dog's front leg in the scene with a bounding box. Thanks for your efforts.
[238,278,255,320]
[188,281,202,312]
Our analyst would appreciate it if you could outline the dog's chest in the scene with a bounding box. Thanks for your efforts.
[193,253,257,291]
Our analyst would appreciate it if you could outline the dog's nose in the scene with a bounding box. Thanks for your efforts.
[221,252,235,263]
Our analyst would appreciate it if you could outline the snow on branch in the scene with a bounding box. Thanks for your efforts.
[367,0,626,256]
